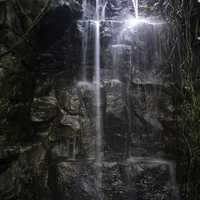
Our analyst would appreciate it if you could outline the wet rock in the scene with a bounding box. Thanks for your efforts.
[103,44,132,83]
[104,0,169,19]
[0,143,47,200]
[54,82,97,159]
[51,142,72,159]
[143,112,163,131]
[102,158,178,200]
[104,80,128,157]
[76,83,97,158]
[103,161,128,199]
[0,146,20,174]
[49,161,98,200]
[31,96,58,122]
[56,87,81,114]
[104,79,125,118]
[126,157,178,200]
[0,146,20,159]
[51,0,81,11]
[60,114,80,131]
[34,78,53,97]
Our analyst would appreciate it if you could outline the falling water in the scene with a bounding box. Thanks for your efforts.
[95,0,104,198]
[95,19,103,194]
[132,0,139,18]
[78,0,180,199]
[81,26,89,81]
[81,0,88,81]
[101,2,107,20]
[110,44,132,80]
[79,0,105,195]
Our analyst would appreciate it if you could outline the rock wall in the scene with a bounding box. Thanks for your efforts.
[0,0,181,200]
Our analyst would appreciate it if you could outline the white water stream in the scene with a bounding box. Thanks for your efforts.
[78,0,179,199]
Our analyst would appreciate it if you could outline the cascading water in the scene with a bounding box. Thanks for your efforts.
[81,0,87,81]
[78,0,180,199]
[94,0,103,197]
[79,0,105,197]
[132,0,139,18]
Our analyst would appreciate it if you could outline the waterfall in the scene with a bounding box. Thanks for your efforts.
[80,0,105,197]
[81,0,88,81]
[94,21,101,164]
[95,0,104,197]
[78,0,180,199]
[132,0,139,18]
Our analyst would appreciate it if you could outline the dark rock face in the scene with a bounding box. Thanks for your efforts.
[102,159,178,200]
[0,0,180,200]
[37,1,81,50]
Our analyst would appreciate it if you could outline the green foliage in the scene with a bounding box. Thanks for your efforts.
[173,1,200,199]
